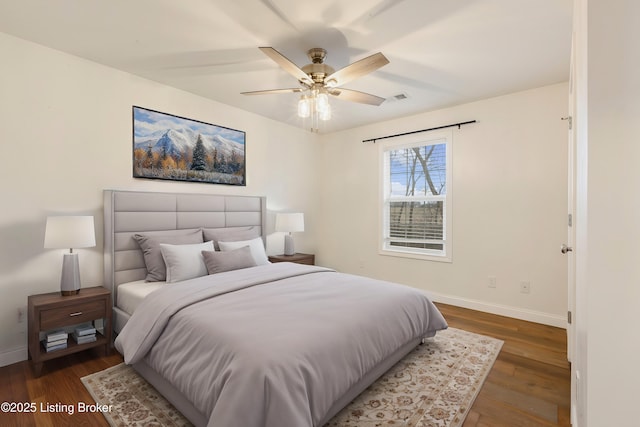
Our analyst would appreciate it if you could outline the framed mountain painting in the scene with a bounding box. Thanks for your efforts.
[132,106,246,186]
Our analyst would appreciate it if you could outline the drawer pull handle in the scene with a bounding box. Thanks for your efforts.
[69,311,83,317]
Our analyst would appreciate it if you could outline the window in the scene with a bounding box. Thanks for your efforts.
[380,131,452,261]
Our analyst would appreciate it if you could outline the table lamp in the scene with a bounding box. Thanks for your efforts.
[275,213,304,256]
[44,216,96,295]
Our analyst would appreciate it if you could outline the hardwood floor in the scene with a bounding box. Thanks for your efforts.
[0,304,570,427]
[436,303,571,427]
[0,349,122,427]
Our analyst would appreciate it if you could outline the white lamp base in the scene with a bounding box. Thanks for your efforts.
[283,234,295,256]
[61,253,81,296]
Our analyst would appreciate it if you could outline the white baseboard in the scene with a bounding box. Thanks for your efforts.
[425,291,567,329]
[0,346,27,368]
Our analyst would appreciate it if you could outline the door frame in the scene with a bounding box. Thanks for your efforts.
[566,31,577,365]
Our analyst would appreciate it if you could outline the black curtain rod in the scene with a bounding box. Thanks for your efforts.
[362,120,477,143]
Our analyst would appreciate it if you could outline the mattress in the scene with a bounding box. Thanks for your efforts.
[116,280,165,315]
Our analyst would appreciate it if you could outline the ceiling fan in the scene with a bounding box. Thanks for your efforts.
[241,47,390,108]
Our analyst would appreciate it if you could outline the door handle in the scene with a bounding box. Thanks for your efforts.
[561,244,573,254]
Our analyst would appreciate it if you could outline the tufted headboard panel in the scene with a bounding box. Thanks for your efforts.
[103,190,266,304]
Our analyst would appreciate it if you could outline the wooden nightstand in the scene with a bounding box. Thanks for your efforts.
[268,253,315,265]
[28,286,112,377]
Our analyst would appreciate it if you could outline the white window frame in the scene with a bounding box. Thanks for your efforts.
[379,130,453,262]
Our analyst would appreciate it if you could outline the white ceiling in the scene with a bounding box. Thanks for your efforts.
[0,0,573,134]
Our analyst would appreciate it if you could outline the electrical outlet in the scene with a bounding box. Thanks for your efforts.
[488,276,497,288]
[520,281,531,294]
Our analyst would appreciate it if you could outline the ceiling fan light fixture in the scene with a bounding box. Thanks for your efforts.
[297,95,311,118]
[315,92,330,113]
[245,46,390,132]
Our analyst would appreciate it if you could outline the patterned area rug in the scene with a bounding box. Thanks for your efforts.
[81,328,502,427]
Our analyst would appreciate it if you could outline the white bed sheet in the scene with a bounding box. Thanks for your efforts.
[117,280,165,315]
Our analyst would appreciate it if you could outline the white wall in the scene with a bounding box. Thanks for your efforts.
[574,1,640,425]
[317,83,569,325]
[0,32,320,365]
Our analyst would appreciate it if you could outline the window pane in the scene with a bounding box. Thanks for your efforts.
[388,143,446,197]
[388,200,444,246]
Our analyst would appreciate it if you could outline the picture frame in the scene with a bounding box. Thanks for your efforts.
[132,106,246,186]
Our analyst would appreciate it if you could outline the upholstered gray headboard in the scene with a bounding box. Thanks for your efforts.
[103,190,266,303]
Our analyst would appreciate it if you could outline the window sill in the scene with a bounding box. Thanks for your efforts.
[379,248,452,263]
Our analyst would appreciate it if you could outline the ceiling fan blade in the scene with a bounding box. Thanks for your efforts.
[241,88,304,96]
[259,47,314,86]
[325,52,389,87]
[329,88,386,106]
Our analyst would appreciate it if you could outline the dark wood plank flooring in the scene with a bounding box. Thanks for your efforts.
[0,303,570,426]
[436,303,571,427]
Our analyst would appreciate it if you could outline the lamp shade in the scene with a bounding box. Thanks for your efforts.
[44,216,96,250]
[275,213,304,233]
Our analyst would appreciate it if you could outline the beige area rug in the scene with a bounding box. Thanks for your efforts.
[81,328,502,427]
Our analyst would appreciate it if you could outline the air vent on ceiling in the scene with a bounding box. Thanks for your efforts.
[387,92,410,102]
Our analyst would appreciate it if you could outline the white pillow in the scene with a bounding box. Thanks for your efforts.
[218,237,270,265]
[160,241,214,283]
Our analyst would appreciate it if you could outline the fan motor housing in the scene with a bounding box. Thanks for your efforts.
[301,48,335,84]
[301,63,335,84]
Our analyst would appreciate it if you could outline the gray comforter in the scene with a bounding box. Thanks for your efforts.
[115,262,447,427]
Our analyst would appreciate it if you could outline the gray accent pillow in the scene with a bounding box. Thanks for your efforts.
[202,227,261,250]
[218,237,270,265]
[133,229,203,282]
[202,246,257,274]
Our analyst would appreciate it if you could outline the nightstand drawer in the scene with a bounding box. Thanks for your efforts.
[40,299,106,330]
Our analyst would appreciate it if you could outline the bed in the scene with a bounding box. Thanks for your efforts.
[104,189,448,427]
